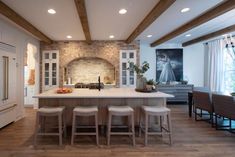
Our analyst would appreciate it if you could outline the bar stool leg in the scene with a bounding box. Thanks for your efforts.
[145,113,148,146]
[131,112,135,146]
[95,113,99,146]
[139,109,142,137]
[128,115,131,137]
[107,113,112,146]
[34,113,40,147]
[58,114,63,146]
[71,113,76,145]
[160,115,163,137]
[167,112,173,145]
[63,112,67,138]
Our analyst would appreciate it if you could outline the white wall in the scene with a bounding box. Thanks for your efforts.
[0,17,40,120]
[183,43,204,86]
[140,42,204,86]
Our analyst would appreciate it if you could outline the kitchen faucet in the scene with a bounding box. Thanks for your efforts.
[98,76,101,91]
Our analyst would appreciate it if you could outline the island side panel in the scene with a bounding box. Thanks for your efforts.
[38,97,165,125]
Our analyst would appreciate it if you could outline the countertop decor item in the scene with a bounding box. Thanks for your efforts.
[56,88,73,94]
[128,61,149,75]
[128,61,149,90]
[146,79,155,91]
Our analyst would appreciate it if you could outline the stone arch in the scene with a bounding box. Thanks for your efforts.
[64,57,116,84]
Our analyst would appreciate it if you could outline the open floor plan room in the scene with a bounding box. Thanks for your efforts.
[0,0,235,157]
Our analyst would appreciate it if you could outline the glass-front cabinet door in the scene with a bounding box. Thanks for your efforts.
[120,50,136,87]
[42,50,59,91]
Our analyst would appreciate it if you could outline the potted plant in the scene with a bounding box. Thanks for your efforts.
[146,79,155,91]
[128,61,149,90]
[129,61,149,75]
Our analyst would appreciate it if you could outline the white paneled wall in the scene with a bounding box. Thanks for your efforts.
[0,17,39,120]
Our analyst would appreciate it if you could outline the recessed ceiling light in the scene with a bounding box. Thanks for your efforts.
[147,35,152,38]
[48,9,56,14]
[185,34,191,37]
[109,35,115,39]
[181,8,190,13]
[119,9,127,14]
[66,35,72,39]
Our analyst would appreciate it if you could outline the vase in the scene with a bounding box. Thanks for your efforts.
[136,75,146,90]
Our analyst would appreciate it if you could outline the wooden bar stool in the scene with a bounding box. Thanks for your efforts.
[107,106,135,146]
[71,106,99,145]
[139,106,172,146]
[34,106,66,146]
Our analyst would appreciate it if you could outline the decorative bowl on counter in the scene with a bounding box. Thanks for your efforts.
[56,88,73,94]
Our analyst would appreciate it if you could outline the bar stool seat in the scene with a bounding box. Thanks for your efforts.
[73,106,98,113]
[109,106,133,114]
[140,106,172,146]
[71,106,99,145]
[38,107,65,114]
[34,106,66,146]
[107,106,135,146]
[142,106,170,115]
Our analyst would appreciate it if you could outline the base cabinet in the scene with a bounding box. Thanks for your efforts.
[157,84,193,102]
[0,105,16,128]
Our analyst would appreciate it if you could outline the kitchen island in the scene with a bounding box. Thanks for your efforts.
[34,88,173,125]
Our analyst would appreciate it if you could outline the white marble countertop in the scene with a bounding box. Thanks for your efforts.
[34,88,174,99]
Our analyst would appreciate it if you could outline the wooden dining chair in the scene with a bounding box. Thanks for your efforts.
[193,91,214,126]
[212,93,235,132]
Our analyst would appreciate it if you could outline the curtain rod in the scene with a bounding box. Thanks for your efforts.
[204,34,235,45]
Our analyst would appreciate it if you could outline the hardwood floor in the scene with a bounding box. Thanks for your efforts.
[0,105,235,157]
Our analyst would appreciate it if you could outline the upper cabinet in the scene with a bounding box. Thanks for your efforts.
[42,50,59,91]
[119,50,136,87]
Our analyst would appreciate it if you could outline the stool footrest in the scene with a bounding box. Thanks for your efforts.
[110,132,134,135]
[37,133,60,136]
[74,132,97,136]
[147,132,171,135]
[76,126,96,129]
[110,125,129,128]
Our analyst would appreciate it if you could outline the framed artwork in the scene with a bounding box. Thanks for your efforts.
[156,48,183,83]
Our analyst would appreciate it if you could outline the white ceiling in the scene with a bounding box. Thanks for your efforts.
[137,0,223,44]
[86,0,158,40]
[2,0,85,40]
[168,8,235,44]
[1,0,234,46]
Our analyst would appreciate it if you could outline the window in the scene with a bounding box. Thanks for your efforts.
[223,47,235,92]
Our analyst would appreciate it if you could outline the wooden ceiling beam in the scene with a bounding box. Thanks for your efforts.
[126,0,176,44]
[74,0,91,44]
[0,1,52,44]
[182,24,235,47]
[150,0,235,47]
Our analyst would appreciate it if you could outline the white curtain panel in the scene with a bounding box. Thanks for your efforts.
[204,39,224,92]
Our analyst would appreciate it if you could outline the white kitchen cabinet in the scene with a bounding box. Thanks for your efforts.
[42,50,59,91]
[119,50,136,87]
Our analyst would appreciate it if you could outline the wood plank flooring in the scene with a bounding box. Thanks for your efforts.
[0,105,235,157]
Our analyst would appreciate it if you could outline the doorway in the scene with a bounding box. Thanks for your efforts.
[24,43,37,107]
